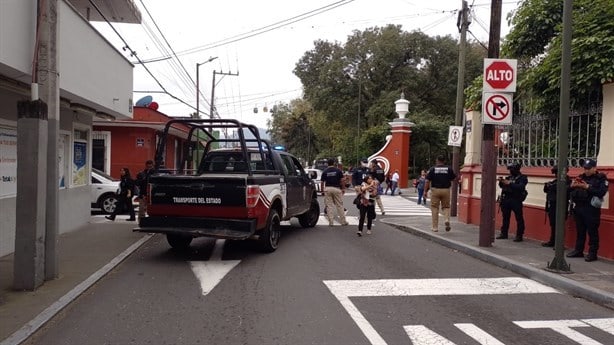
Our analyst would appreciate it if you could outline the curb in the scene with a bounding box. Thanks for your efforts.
[383,221,614,310]
[0,234,154,345]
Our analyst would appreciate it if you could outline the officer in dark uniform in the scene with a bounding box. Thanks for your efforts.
[424,156,457,232]
[496,162,528,242]
[542,166,570,247]
[371,159,386,184]
[566,159,608,262]
[135,159,155,221]
[352,158,369,188]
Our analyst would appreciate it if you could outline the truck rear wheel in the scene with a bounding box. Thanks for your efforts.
[258,209,281,253]
[298,198,320,228]
[166,234,193,250]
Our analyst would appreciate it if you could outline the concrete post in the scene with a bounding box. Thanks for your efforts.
[14,101,48,290]
[41,0,60,280]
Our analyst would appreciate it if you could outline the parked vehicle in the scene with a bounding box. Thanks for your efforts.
[134,119,320,252]
[306,168,324,195]
[91,168,119,214]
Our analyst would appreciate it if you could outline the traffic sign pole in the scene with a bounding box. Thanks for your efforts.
[479,0,503,248]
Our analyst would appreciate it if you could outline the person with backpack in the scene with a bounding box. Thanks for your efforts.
[496,162,528,242]
[356,175,377,236]
[105,167,136,221]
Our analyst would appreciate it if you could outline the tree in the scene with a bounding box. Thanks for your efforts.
[293,25,484,166]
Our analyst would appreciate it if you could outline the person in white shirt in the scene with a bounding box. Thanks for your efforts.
[391,169,400,195]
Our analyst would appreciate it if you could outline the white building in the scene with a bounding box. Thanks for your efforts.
[0,0,140,256]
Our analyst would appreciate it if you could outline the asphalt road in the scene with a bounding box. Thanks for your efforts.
[26,196,614,345]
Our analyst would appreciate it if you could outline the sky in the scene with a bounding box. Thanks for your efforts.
[94,0,518,130]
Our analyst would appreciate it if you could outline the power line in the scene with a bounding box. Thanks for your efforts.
[138,0,356,64]
[86,0,209,116]
[137,0,212,110]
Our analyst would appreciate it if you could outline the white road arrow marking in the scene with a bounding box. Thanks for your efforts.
[189,239,240,296]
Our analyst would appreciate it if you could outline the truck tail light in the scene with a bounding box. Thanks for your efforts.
[246,185,260,208]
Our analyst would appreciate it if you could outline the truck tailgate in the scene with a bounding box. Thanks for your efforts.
[147,174,248,217]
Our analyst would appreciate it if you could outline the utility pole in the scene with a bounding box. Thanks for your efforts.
[14,0,60,290]
[196,56,218,118]
[210,70,239,145]
[478,0,502,247]
[451,0,470,217]
[547,0,573,273]
[210,70,239,119]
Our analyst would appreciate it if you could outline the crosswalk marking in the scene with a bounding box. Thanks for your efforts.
[378,195,431,216]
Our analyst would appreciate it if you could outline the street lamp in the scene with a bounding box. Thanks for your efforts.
[196,56,218,118]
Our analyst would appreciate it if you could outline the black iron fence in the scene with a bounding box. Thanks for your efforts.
[497,103,602,168]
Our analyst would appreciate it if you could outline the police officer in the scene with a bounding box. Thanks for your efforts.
[542,166,570,247]
[566,159,608,262]
[371,159,386,184]
[352,158,370,189]
[496,162,528,242]
[424,155,457,232]
[321,158,349,226]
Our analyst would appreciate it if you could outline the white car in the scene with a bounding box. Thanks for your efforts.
[91,168,119,214]
[305,168,324,195]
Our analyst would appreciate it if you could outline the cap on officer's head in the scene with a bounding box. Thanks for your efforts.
[583,159,597,169]
[361,157,368,164]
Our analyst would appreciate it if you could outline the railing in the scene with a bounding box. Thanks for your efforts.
[497,103,602,168]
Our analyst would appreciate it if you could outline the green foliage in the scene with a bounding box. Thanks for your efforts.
[291,25,484,167]
[501,0,614,114]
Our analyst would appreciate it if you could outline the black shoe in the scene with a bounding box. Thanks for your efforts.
[105,216,115,221]
[566,250,584,258]
[541,241,554,247]
[127,218,136,221]
[495,234,508,239]
[585,254,598,262]
[513,237,523,242]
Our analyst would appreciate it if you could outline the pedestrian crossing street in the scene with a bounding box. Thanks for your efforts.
[286,195,431,226]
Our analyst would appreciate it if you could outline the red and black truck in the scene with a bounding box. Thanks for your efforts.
[134,119,320,252]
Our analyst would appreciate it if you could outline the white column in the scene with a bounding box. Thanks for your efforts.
[598,83,614,166]
[463,110,483,165]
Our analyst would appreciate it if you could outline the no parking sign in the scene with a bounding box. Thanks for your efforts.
[481,92,513,125]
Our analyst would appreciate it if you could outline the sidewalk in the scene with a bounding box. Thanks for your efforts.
[0,217,153,345]
[384,187,614,309]
[2,192,614,344]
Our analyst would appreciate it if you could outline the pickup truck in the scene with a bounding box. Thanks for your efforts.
[133,119,320,252]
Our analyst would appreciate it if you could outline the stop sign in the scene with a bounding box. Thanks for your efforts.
[483,59,517,92]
